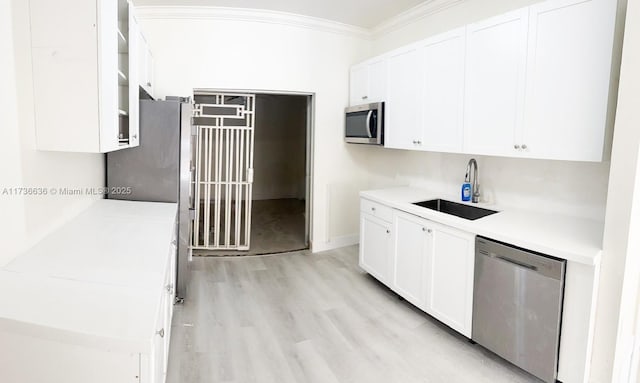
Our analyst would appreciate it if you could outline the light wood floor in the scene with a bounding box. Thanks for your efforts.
[167,246,540,383]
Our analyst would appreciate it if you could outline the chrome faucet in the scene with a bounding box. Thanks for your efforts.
[465,158,480,203]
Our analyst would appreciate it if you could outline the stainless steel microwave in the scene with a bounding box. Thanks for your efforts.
[344,102,384,145]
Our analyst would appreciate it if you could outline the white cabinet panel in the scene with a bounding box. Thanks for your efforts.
[138,28,156,98]
[349,64,369,106]
[29,0,139,152]
[360,198,393,223]
[428,222,475,337]
[521,0,617,161]
[359,213,392,284]
[349,58,387,106]
[127,10,140,147]
[420,28,466,153]
[392,211,431,310]
[385,47,423,150]
[367,58,388,103]
[463,9,529,157]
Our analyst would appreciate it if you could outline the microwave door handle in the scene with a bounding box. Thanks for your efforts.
[365,110,373,138]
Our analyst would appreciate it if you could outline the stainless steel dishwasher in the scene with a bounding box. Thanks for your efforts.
[473,237,566,383]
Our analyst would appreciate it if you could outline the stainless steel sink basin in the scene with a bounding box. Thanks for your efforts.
[413,199,498,220]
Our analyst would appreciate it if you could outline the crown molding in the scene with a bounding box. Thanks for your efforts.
[371,0,465,38]
[135,6,372,39]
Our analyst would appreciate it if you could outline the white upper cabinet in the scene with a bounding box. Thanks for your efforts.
[349,0,619,162]
[349,57,387,106]
[420,27,466,153]
[463,9,529,157]
[29,0,139,153]
[138,29,156,99]
[349,64,368,106]
[521,0,617,161]
[385,47,423,150]
[367,58,388,104]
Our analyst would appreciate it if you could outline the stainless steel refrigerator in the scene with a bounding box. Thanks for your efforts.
[107,98,193,300]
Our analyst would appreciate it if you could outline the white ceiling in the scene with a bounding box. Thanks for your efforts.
[131,0,428,28]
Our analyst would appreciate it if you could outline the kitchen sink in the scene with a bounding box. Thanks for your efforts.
[413,199,498,220]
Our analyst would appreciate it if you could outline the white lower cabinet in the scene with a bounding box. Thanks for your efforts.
[360,200,475,337]
[392,211,431,310]
[359,211,393,284]
[427,221,475,337]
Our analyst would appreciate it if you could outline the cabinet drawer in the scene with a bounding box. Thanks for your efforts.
[360,199,393,222]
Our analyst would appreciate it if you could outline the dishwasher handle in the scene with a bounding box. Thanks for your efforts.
[476,237,566,281]
[495,254,538,272]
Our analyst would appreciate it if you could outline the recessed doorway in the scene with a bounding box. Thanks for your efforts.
[192,90,312,256]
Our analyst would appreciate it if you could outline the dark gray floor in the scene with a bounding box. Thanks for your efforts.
[166,246,540,383]
[196,198,307,256]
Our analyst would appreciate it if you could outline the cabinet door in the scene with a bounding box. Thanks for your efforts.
[420,28,466,153]
[463,9,528,157]
[98,0,120,153]
[146,47,155,98]
[359,213,392,284]
[367,58,388,103]
[128,13,140,147]
[350,64,369,106]
[385,47,423,150]
[138,30,149,91]
[428,223,475,337]
[521,0,616,161]
[392,211,431,310]
[151,293,168,383]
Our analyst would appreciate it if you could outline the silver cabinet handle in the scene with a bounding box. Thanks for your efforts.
[371,207,376,211]
[521,144,528,149]
[423,228,432,233]
[362,96,368,100]
[427,229,432,234]
[514,144,521,149]
[157,328,165,338]
[386,229,390,234]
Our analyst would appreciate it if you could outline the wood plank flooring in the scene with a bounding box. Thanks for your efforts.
[167,246,541,383]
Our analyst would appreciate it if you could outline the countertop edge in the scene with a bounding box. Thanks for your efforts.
[360,188,602,266]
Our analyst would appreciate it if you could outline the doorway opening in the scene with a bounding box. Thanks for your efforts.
[192,90,313,256]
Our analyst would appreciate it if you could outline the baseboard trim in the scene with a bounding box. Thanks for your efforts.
[311,234,359,253]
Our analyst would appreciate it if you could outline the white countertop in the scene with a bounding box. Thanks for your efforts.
[361,187,603,265]
[0,199,178,353]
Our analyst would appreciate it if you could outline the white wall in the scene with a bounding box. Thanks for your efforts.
[599,0,640,379]
[137,11,372,248]
[0,0,106,266]
[0,0,27,265]
[253,94,307,201]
